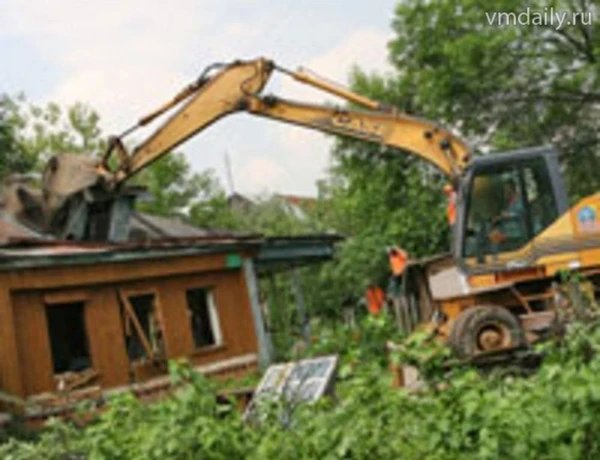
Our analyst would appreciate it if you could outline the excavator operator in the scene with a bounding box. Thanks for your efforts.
[489,178,525,246]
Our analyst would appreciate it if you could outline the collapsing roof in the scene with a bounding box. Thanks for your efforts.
[0,183,249,246]
[0,179,342,272]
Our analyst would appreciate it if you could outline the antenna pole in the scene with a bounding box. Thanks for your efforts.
[224,151,236,194]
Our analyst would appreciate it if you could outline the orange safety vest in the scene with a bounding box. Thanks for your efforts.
[366,286,385,315]
[446,190,457,226]
[388,247,408,276]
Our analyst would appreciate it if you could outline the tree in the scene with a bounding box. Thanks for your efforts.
[188,170,239,230]
[309,72,450,311]
[136,153,237,229]
[388,0,600,200]
[136,153,204,216]
[0,95,32,180]
[1,94,105,170]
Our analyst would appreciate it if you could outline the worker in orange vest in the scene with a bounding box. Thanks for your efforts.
[443,183,457,227]
[365,284,385,315]
[388,246,408,277]
[387,246,408,304]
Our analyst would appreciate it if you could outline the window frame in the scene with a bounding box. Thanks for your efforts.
[44,298,92,376]
[118,288,164,363]
[454,148,568,274]
[185,286,223,351]
[459,157,559,264]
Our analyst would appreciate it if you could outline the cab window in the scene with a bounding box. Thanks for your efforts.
[463,158,558,261]
[523,165,558,233]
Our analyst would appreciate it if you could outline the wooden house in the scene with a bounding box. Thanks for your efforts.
[0,236,271,419]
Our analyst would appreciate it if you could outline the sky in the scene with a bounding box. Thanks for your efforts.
[1,0,397,196]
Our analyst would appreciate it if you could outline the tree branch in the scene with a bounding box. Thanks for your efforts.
[551,26,595,64]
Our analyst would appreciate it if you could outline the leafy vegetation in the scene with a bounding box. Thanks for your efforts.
[0,96,32,179]
[384,0,600,201]
[1,94,104,171]
[2,294,600,459]
[135,153,235,229]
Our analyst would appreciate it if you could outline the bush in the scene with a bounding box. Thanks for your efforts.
[4,309,600,459]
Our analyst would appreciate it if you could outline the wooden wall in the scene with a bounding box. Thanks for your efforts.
[0,251,258,398]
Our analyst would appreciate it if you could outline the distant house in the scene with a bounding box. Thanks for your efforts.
[273,194,316,221]
[227,192,256,214]
[227,192,317,221]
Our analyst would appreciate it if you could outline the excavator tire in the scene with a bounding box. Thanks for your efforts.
[448,305,526,360]
[448,305,486,354]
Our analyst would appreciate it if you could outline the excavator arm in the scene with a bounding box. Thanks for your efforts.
[101,58,470,183]
[41,57,470,239]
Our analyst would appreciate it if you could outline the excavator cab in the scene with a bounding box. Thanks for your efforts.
[455,147,569,273]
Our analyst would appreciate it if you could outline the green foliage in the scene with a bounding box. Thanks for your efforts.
[187,170,238,229]
[135,154,195,217]
[308,315,403,371]
[388,0,600,201]
[391,330,453,385]
[5,307,600,459]
[136,153,237,229]
[2,93,105,170]
[0,95,31,180]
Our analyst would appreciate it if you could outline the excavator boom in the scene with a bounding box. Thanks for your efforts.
[246,96,468,176]
[101,58,470,183]
[113,59,275,180]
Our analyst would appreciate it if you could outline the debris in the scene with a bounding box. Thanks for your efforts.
[244,355,338,422]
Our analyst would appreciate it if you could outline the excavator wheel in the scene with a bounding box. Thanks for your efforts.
[448,305,526,360]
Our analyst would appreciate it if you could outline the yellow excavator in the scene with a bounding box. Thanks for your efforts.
[39,57,600,358]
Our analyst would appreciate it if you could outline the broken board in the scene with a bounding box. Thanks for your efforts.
[244,355,338,421]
